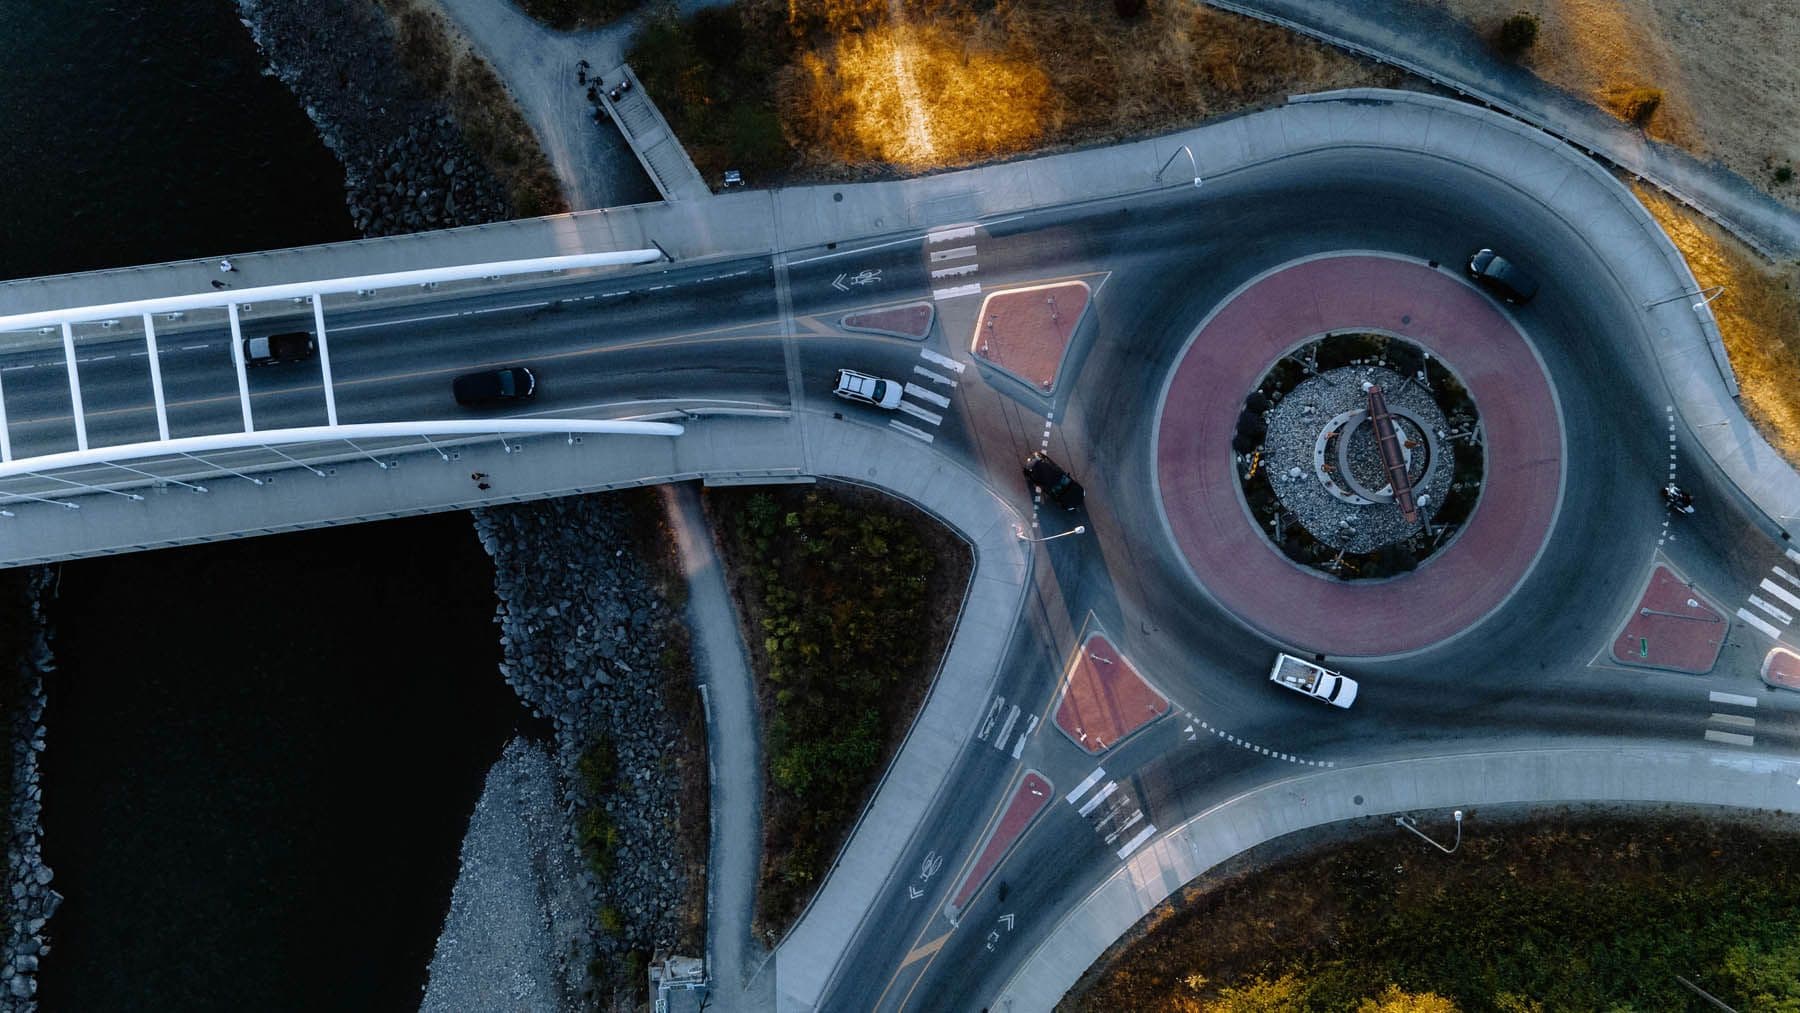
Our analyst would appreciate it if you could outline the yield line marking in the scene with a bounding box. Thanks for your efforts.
[1011,716,1038,759]
[928,245,978,262]
[1749,595,1793,624]
[1738,608,1784,640]
[1078,781,1117,817]
[888,419,934,443]
[897,401,943,426]
[1709,712,1756,728]
[920,348,966,374]
[933,282,982,301]
[1704,729,1754,747]
[1760,579,1800,611]
[1066,767,1105,804]
[1709,691,1758,708]
[903,382,950,408]
[1116,824,1157,859]
[913,365,957,387]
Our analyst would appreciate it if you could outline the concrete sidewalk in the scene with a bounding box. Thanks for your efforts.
[997,742,1800,1008]
[1207,0,1800,260]
[664,481,770,1010]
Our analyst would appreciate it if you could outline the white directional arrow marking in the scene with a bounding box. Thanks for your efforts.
[908,885,924,900]
[998,913,1015,931]
[832,273,849,292]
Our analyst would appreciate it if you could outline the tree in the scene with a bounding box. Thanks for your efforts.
[1201,974,1308,1012]
[1494,13,1540,55]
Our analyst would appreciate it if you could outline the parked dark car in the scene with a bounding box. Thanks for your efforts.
[453,366,537,406]
[1466,248,1539,304]
[1023,451,1084,510]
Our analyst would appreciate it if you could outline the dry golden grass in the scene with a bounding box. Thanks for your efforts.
[777,0,1403,176]
[383,0,568,217]
[1631,180,1800,461]
[1443,0,1800,206]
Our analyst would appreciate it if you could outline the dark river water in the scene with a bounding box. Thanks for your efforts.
[0,1,529,1008]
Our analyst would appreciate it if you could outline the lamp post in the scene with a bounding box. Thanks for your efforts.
[1014,524,1086,542]
[1395,809,1463,853]
[1153,145,1203,188]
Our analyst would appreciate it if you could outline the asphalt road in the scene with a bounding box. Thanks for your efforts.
[7,145,1793,1010]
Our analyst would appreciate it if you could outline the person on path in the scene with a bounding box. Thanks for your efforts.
[219,258,236,273]
[470,472,488,482]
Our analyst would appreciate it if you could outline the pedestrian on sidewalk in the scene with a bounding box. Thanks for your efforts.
[219,258,236,273]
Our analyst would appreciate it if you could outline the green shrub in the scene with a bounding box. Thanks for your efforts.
[598,905,625,934]
[1777,166,1794,184]
[1495,13,1540,55]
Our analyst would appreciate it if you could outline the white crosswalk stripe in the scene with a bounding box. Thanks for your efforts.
[1705,729,1754,747]
[1116,824,1157,859]
[913,365,957,387]
[1710,691,1758,708]
[933,282,982,301]
[1738,607,1783,640]
[897,400,942,426]
[1761,578,1800,611]
[930,263,980,280]
[888,420,934,443]
[920,348,966,374]
[992,705,1021,751]
[926,225,977,244]
[1775,566,1800,589]
[977,695,1005,740]
[1749,595,1793,624]
[1786,547,1800,566]
[903,383,950,408]
[1077,781,1117,817]
[1066,767,1106,804]
[928,245,978,262]
[1010,716,1038,759]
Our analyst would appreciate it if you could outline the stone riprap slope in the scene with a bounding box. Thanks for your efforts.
[422,738,587,1012]
[2,570,58,1012]
[234,0,511,235]
[472,496,691,978]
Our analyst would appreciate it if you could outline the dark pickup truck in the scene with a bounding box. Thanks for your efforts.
[242,330,316,366]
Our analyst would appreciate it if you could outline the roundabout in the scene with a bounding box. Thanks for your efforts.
[1154,254,1566,656]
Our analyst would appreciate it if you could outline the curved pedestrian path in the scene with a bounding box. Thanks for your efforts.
[1155,254,1563,656]
[995,742,1800,1009]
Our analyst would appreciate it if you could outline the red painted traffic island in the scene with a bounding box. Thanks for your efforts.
[1610,565,1727,674]
[1762,648,1800,691]
[841,300,935,339]
[1053,635,1169,755]
[1155,255,1563,656]
[971,281,1090,392]
[947,769,1052,918]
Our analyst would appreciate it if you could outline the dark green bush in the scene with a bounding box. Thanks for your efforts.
[1495,13,1540,55]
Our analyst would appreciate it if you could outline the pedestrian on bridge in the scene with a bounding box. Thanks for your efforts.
[218,258,236,273]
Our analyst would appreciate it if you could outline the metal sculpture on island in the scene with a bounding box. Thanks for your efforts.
[1233,333,1484,580]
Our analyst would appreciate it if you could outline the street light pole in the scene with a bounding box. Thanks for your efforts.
[1153,145,1203,188]
[1014,524,1086,543]
[1395,809,1463,853]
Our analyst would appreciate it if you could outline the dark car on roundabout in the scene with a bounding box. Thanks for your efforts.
[1023,450,1084,511]
[453,366,537,406]
[1466,248,1539,305]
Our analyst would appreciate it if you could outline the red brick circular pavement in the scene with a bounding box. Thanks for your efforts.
[1154,255,1563,656]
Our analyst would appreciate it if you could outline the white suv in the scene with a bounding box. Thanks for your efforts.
[832,368,904,409]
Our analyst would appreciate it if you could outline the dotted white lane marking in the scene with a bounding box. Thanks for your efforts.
[1195,718,1334,767]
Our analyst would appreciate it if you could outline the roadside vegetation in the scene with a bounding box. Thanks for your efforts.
[1067,810,1800,1012]
[708,483,972,942]
[570,489,709,1001]
[629,0,1404,184]
[1629,181,1800,466]
[514,0,641,31]
[380,0,567,216]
